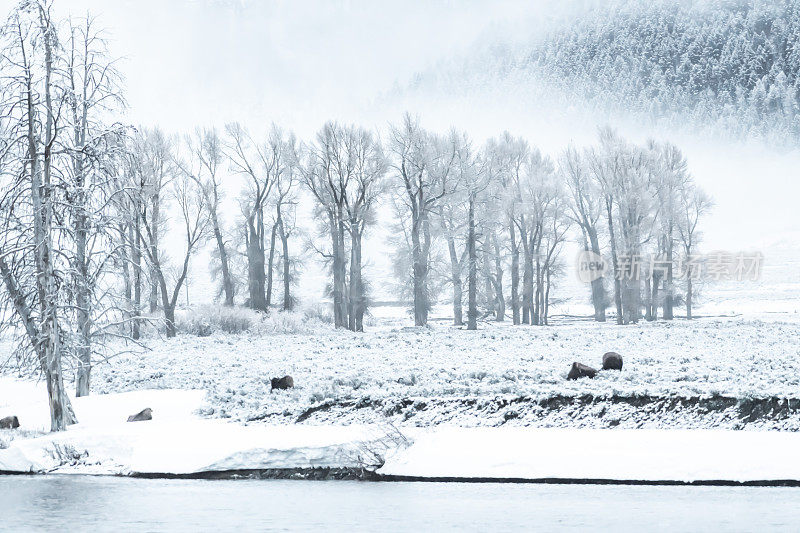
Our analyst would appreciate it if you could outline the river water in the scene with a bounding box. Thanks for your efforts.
[2,476,799,531]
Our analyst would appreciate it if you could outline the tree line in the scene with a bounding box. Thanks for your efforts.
[0,1,711,431]
[531,0,800,144]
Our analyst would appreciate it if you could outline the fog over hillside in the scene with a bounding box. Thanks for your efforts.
[385,0,800,250]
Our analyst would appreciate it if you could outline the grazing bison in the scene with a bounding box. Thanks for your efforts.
[271,375,294,391]
[602,351,623,370]
[0,415,19,429]
[567,362,598,380]
[127,408,153,422]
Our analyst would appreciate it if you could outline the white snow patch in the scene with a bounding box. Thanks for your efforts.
[379,427,800,482]
[0,379,384,475]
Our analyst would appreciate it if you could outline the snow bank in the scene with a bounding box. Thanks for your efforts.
[379,427,800,483]
[5,378,800,483]
[0,379,383,475]
[0,377,204,433]
[0,419,383,475]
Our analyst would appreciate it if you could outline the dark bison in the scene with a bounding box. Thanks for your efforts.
[127,408,153,422]
[271,375,294,391]
[567,362,598,380]
[602,352,623,370]
[0,415,19,429]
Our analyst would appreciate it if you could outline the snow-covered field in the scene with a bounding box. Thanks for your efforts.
[75,309,800,429]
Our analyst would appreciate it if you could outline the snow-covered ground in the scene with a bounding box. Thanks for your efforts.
[76,311,800,429]
[379,427,800,483]
[4,378,800,484]
[0,379,386,475]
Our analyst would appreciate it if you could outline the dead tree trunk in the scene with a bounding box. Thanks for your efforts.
[71,121,91,397]
[39,24,78,429]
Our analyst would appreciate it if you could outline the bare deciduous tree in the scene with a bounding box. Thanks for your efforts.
[561,145,607,322]
[389,114,456,326]
[226,123,293,312]
[677,185,712,319]
[0,0,77,430]
[185,127,235,306]
[137,168,209,337]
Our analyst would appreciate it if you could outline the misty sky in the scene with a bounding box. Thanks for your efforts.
[15,0,553,136]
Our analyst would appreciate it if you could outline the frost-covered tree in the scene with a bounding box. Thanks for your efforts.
[459,135,488,331]
[677,185,712,319]
[184,128,235,306]
[302,122,384,331]
[270,134,300,312]
[486,132,529,324]
[342,127,387,331]
[0,0,78,429]
[136,164,209,338]
[63,15,125,396]
[647,141,690,321]
[561,145,607,322]
[587,130,627,324]
[434,133,467,326]
[389,114,457,326]
[517,148,566,326]
[226,123,294,312]
[302,122,350,328]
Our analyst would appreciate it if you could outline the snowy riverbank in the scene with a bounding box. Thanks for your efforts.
[4,311,800,481]
[3,379,800,483]
[0,380,386,475]
[379,427,800,483]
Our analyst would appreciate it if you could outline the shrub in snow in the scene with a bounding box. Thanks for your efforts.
[302,303,333,324]
[347,423,410,469]
[174,305,332,336]
[251,311,330,335]
[396,374,417,386]
[175,305,254,335]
